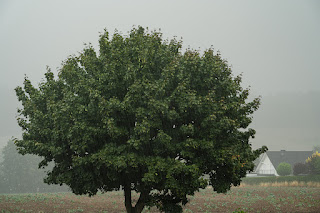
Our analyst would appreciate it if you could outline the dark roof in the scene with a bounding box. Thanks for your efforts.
[267,151,313,168]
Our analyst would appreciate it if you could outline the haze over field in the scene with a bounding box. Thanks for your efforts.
[1,0,319,151]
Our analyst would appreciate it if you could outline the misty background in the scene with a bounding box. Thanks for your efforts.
[0,0,319,152]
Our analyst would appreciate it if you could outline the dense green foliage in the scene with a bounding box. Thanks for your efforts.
[241,175,320,185]
[276,162,292,176]
[15,27,266,213]
[0,140,68,193]
[306,151,320,175]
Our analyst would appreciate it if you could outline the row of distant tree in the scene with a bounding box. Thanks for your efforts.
[0,140,68,193]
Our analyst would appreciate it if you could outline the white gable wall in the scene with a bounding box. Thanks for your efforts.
[256,153,279,176]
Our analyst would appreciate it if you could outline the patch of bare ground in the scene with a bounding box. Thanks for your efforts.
[0,186,319,212]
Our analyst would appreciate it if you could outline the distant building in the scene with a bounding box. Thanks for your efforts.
[251,150,313,176]
[252,152,278,176]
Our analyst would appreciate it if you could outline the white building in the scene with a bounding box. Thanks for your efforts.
[250,150,313,176]
[253,152,278,176]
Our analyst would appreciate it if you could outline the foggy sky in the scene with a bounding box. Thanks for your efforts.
[1,0,319,151]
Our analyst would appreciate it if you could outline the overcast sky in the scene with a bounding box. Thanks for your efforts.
[1,0,319,151]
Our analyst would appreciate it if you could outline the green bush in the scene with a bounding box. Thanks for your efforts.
[293,162,308,175]
[276,162,292,176]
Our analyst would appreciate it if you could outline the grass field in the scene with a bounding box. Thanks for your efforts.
[1,183,320,213]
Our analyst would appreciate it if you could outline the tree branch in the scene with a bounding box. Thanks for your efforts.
[134,190,148,213]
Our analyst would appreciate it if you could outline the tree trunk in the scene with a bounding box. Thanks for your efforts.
[124,182,133,213]
[124,182,147,213]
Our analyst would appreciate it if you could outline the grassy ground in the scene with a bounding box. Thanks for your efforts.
[1,184,320,213]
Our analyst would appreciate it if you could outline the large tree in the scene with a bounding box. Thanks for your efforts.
[15,27,267,212]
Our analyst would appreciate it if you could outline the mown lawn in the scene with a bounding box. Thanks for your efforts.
[1,184,320,212]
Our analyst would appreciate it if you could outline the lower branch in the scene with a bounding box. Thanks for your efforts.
[134,190,148,213]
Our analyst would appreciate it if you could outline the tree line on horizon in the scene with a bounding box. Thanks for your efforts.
[0,140,68,194]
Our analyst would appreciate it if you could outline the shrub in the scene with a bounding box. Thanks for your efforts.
[276,162,292,176]
[293,162,308,175]
[306,151,320,174]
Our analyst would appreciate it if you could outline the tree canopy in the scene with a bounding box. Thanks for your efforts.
[15,26,267,213]
[306,151,320,175]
